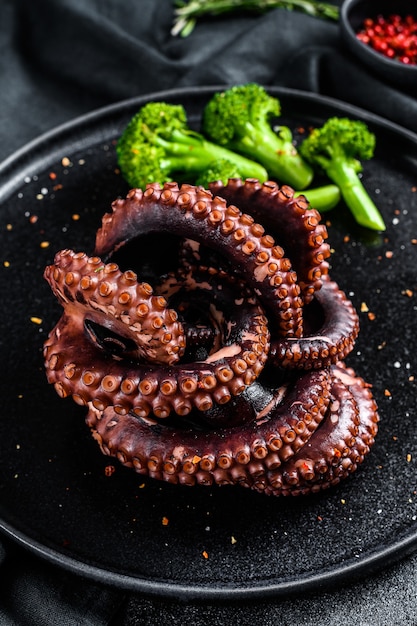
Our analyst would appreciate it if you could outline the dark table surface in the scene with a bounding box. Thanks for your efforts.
[1,1,417,624]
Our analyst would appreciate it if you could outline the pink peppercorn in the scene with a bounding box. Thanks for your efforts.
[356,13,417,65]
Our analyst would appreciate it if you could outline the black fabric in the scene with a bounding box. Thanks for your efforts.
[1,0,417,623]
[2,0,417,165]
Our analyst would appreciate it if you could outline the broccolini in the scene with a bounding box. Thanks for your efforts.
[299,116,385,231]
[201,83,314,189]
[116,101,268,189]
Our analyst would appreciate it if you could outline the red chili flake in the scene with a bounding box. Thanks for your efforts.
[104,465,116,476]
[384,389,392,397]
[49,172,57,180]
[202,550,209,559]
[29,215,38,224]
[367,311,376,321]
[356,13,417,65]
[385,250,393,258]
[402,289,414,297]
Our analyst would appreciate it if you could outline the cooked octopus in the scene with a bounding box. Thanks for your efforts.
[43,179,379,495]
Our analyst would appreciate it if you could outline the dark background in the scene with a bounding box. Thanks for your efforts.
[1,0,417,623]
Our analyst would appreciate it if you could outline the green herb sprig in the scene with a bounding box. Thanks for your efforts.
[172,0,340,37]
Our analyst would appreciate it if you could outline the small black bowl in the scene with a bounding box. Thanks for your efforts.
[340,0,417,91]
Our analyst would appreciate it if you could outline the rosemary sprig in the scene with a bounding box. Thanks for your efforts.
[171,0,340,37]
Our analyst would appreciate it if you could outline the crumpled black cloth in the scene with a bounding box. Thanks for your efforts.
[1,0,417,624]
[2,0,417,165]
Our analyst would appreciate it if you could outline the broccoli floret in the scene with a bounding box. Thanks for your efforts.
[299,116,385,231]
[201,83,313,190]
[195,158,242,187]
[116,101,268,189]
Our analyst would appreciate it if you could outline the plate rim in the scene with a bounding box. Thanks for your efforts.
[1,514,417,600]
[1,84,417,600]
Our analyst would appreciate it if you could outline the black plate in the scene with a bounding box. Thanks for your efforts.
[1,86,417,601]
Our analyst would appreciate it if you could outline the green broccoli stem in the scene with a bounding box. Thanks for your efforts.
[156,129,269,182]
[172,0,339,37]
[233,124,314,189]
[326,159,386,231]
[294,184,340,213]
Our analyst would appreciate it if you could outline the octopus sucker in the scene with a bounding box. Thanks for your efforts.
[44,179,379,496]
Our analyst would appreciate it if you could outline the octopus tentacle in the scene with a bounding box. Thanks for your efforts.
[44,248,185,366]
[95,182,304,338]
[171,249,359,370]
[268,276,360,369]
[262,364,379,496]
[85,368,332,487]
[207,178,331,303]
[43,252,270,424]
[85,363,378,495]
